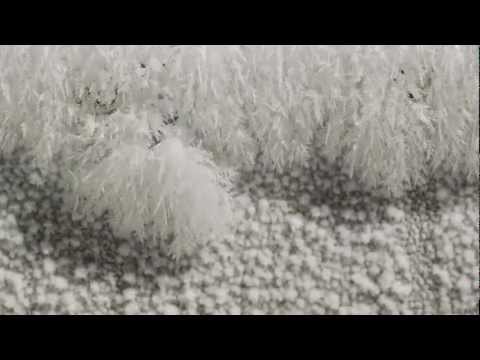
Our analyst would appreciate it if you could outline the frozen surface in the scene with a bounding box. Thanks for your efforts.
[0,156,478,315]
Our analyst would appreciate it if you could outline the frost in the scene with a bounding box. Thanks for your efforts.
[0,45,477,258]
[61,131,234,259]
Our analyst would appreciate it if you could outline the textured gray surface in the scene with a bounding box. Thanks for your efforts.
[0,156,478,315]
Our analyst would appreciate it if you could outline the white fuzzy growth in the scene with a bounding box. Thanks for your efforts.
[1,45,478,198]
[61,133,233,259]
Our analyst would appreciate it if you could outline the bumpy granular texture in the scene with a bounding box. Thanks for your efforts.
[0,155,478,315]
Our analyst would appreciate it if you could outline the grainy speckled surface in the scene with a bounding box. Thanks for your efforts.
[0,155,478,315]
